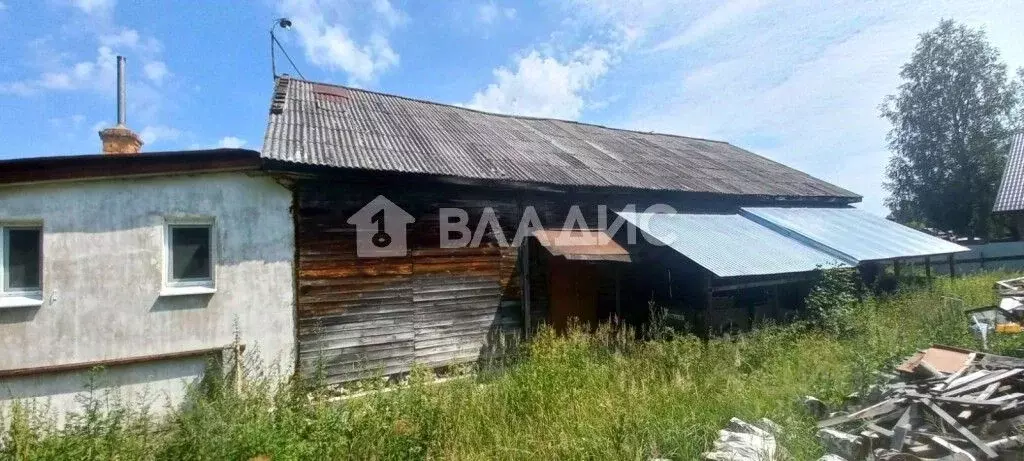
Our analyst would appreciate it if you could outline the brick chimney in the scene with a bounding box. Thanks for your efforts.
[98,56,143,155]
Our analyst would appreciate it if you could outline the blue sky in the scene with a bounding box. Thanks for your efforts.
[1,0,1022,215]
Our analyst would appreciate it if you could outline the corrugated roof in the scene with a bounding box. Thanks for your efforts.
[741,207,969,262]
[262,77,860,200]
[994,133,1024,212]
[532,229,631,262]
[616,211,849,277]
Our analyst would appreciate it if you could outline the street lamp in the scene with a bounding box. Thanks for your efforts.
[270,18,294,79]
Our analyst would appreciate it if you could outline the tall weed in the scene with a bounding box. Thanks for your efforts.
[0,272,1015,460]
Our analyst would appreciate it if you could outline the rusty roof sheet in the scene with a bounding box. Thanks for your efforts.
[262,77,860,200]
[532,229,631,262]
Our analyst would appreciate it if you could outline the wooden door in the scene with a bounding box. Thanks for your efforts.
[548,258,598,332]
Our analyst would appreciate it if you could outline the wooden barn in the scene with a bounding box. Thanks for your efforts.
[260,77,967,384]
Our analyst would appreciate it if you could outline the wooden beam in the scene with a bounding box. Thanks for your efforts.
[711,273,819,293]
[890,404,914,451]
[817,398,903,428]
[520,239,532,340]
[903,391,1004,408]
[0,345,238,379]
[614,265,622,319]
[703,272,713,335]
[922,398,998,460]
[944,369,1022,397]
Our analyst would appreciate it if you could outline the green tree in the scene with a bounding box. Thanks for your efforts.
[882,20,1022,238]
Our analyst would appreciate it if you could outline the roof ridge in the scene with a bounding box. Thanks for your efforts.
[277,76,732,146]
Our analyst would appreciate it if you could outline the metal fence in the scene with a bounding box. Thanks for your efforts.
[903,241,1024,275]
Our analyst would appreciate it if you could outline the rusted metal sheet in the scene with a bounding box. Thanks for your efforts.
[533,228,630,262]
[897,345,974,375]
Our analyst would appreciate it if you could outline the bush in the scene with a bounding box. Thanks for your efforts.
[805,267,861,337]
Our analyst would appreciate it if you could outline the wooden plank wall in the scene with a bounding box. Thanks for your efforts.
[295,180,525,383]
[291,176,800,383]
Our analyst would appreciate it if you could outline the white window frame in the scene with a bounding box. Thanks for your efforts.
[0,221,44,308]
[161,217,217,297]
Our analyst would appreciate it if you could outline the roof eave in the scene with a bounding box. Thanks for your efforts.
[262,158,861,203]
[0,148,263,187]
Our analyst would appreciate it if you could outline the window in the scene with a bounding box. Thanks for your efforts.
[1,225,43,307]
[163,219,215,296]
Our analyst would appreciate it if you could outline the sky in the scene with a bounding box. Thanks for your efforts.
[1,0,1022,216]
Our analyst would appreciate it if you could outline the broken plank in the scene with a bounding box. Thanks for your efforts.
[926,434,977,461]
[988,434,1024,450]
[891,404,914,451]
[988,392,1023,403]
[937,352,978,391]
[903,390,1005,408]
[921,398,999,460]
[943,370,990,391]
[957,382,1001,420]
[865,423,894,438]
[816,398,903,428]
[944,368,1022,397]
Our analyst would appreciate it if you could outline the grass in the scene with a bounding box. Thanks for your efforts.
[3,272,1024,460]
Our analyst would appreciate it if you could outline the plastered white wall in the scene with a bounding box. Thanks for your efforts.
[0,172,295,417]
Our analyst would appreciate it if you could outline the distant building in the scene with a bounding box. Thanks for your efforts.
[994,132,1024,237]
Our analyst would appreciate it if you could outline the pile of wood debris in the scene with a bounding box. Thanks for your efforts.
[814,345,1024,460]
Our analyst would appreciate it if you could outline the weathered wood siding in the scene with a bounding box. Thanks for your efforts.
[295,180,524,383]
[290,173,819,382]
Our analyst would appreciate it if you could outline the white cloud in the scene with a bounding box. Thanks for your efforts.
[371,0,407,27]
[138,125,181,145]
[99,28,161,54]
[598,0,1024,215]
[71,0,115,15]
[279,0,406,84]
[217,136,247,149]
[143,61,169,85]
[2,45,118,94]
[466,47,611,119]
[1,2,175,139]
[49,114,86,128]
[651,0,766,51]
[477,1,516,25]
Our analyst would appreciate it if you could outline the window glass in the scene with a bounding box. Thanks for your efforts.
[5,228,41,290]
[170,226,211,281]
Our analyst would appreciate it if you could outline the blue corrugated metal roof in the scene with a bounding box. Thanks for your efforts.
[616,211,849,277]
[994,133,1024,212]
[740,207,970,262]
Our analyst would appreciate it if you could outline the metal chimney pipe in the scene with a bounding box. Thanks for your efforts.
[116,56,126,126]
